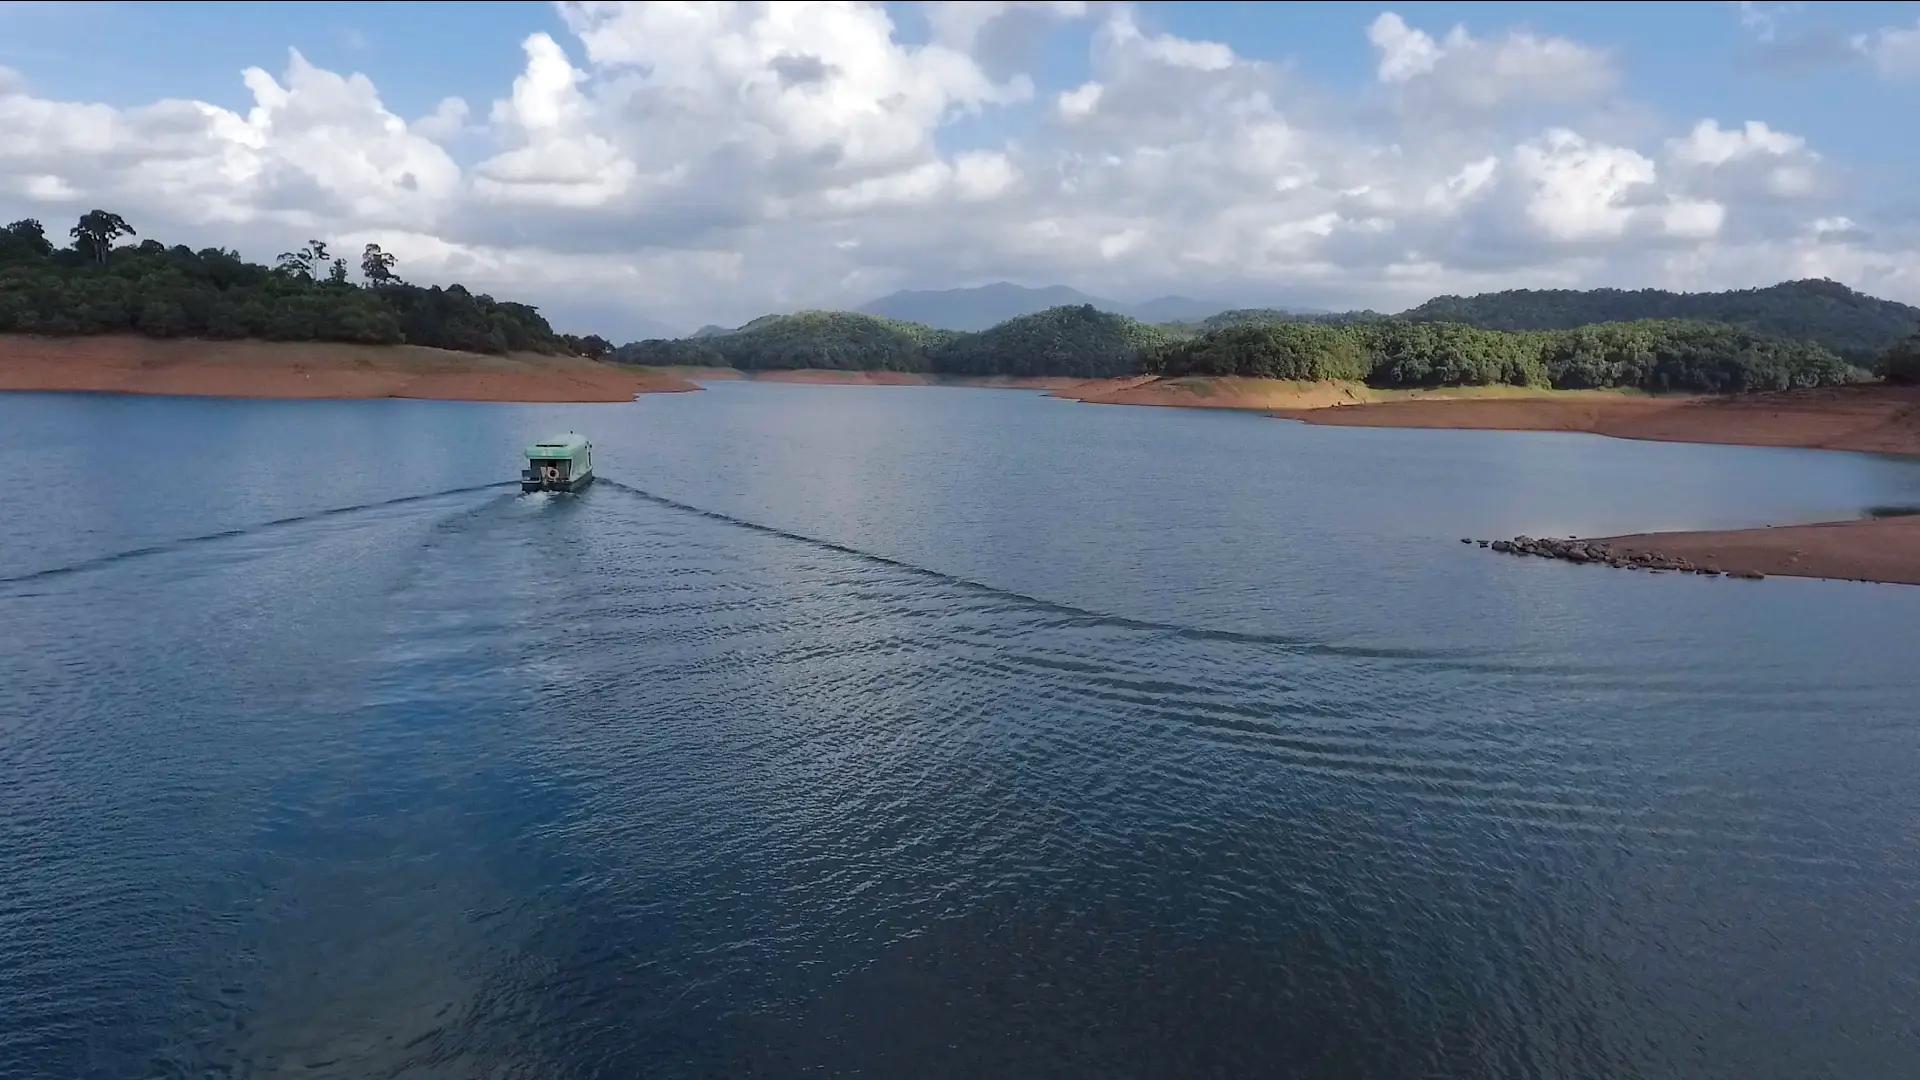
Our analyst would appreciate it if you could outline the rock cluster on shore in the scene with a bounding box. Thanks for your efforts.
[1465,535,1765,579]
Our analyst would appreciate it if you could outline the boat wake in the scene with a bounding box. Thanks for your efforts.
[0,482,518,587]
[595,477,1506,665]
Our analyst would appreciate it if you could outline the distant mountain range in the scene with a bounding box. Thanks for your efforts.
[856,282,1290,331]
[654,278,1920,369]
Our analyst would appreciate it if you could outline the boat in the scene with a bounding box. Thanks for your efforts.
[522,433,594,493]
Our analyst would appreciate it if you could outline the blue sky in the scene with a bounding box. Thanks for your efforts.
[4,2,1919,335]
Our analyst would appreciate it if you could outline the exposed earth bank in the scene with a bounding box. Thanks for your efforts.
[1271,383,1920,457]
[0,335,698,402]
[1477,516,1920,587]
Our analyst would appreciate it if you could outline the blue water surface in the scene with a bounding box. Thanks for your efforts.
[2,384,1917,1077]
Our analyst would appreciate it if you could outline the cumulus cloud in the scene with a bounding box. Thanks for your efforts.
[0,2,1911,333]
[1508,129,1655,241]
[1366,12,1615,110]
[1851,19,1920,79]
[412,96,473,140]
[1669,118,1804,166]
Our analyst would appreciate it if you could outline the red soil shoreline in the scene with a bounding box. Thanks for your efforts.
[1060,375,1920,586]
[0,335,698,402]
[1269,384,1920,587]
[1595,516,1920,586]
[8,340,1917,586]
[1271,384,1920,458]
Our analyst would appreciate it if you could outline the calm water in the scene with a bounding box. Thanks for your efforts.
[3,384,1919,1078]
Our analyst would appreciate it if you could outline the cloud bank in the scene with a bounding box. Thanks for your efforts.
[1,3,1914,336]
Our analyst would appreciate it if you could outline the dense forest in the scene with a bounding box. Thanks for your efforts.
[615,311,956,371]
[1400,279,1920,365]
[0,212,609,357]
[619,303,1868,392]
[1192,308,1386,332]
[1147,319,1862,393]
[932,305,1166,378]
[616,305,1166,379]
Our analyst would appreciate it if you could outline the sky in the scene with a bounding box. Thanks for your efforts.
[4,1,1920,338]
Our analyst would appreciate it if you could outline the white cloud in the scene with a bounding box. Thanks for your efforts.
[1105,9,1236,71]
[1425,156,1499,212]
[1509,129,1655,242]
[1851,19,1920,79]
[475,33,635,208]
[1366,12,1615,109]
[1669,119,1804,166]
[0,48,455,229]
[412,96,472,140]
[1665,119,1823,206]
[0,2,1912,333]
[1661,198,1727,240]
[924,1,1087,55]
[554,0,1029,173]
[1057,80,1103,120]
[1367,13,1442,82]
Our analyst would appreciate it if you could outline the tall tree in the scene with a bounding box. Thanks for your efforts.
[327,257,349,286]
[3,219,54,257]
[69,210,135,266]
[360,243,398,286]
[275,248,315,280]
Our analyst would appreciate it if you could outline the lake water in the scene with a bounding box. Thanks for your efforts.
[3,383,1919,1078]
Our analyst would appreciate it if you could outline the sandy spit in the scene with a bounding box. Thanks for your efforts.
[1591,515,1920,586]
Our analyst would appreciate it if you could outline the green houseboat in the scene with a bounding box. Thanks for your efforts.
[522,433,594,493]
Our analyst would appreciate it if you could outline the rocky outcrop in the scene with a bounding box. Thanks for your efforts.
[1476,535,1759,578]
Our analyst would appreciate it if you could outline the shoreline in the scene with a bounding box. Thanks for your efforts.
[10,342,1918,586]
[1270,383,1920,459]
[1054,376,1920,587]
[636,365,1083,390]
[0,335,698,403]
[1479,515,1920,587]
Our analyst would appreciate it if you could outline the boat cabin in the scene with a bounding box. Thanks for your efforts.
[522,433,594,493]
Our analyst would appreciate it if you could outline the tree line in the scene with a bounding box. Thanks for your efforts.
[0,212,611,358]
[617,303,1873,392]
[1146,318,1866,393]
[1400,279,1920,366]
[614,305,1170,379]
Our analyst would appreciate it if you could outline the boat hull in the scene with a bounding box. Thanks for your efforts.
[521,468,594,494]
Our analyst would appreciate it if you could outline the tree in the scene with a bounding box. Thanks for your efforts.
[70,210,136,266]
[360,243,398,286]
[308,239,329,263]
[327,257,349,286]
[276,248,315,280]
[2,219,54,258]
[1883,335,1920,385]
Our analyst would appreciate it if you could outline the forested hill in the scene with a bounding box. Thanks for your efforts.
[1147,319,1861,393]
[614,311,958,371]
[615,303,1871,393]
[1400,280,1920,364]
[613,305,1163,378]
[933,306,1167,378]
[0,212,610,357]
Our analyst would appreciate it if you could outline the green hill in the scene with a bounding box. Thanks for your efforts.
[1148,318,1861,393]
[1400,279,1920,364]
[931,305,1168,378]
[0,213,598,356]
[615,311,955,371]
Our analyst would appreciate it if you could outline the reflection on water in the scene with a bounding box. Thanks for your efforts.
[2,387,1919,1078]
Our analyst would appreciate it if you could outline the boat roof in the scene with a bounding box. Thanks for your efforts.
[526,433,589,458]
